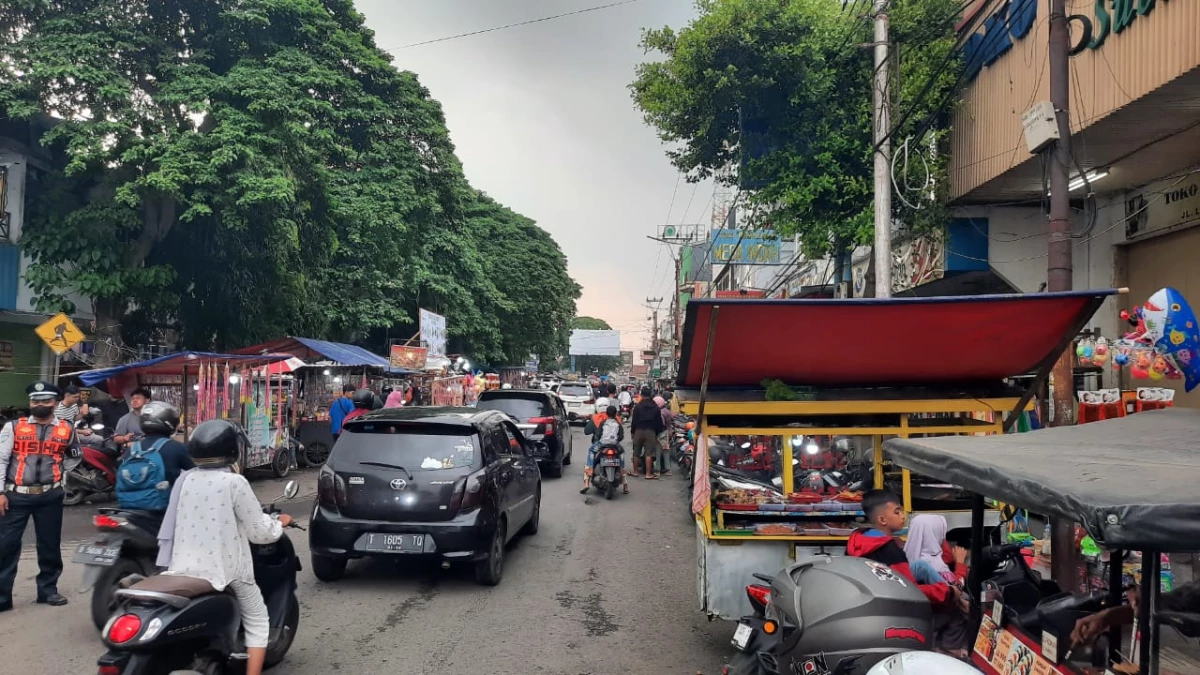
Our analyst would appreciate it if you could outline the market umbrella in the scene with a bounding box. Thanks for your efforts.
[266,357,308,375]
[1141,287,1200,391]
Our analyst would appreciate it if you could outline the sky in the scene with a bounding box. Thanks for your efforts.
[356,0,712,350]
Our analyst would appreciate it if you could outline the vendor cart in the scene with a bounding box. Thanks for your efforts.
[885,407,1200,675]
[677,291,1116,619]
[76,351,292,475]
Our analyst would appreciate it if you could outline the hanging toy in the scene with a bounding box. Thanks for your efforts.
[1113,340,1133,369]
[1076,338,1095,366]
[1150,353,1168,380]
[1121,307,1151,342]
[1092,337,1110,367]
[1131,347,1154,379]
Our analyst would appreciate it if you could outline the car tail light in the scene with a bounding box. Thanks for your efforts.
[94,514,124,530]
[98,667,122,675]
[317,468,346,508]
[107,614,142,644]
[746,584,771,611]
[585,398,595,405]
[529,416,556,436]
[449,468,487,511]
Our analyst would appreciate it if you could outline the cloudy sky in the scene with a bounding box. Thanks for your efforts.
[356,0,711,349]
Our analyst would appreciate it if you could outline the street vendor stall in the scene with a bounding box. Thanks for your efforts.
[677,290,1116,619]
[76,350,292,474]
[233,336,415,467]
[885,408,1200,675]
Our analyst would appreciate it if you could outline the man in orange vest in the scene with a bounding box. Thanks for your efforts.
[0,381,80,611]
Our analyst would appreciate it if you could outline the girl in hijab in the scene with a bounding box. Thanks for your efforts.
[903,514,964,585]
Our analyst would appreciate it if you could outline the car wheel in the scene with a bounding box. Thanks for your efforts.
[311,553,347,582]
[545,452,564,479]
[303,442,330,468]
[475,520,506,586]
[562,445,572,466]
[271,448,291,479]
[522,490,540,536]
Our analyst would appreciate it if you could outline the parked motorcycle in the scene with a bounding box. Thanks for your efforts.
[75,506,165,630]
[95,481,304,674]
[588,442,625,500]
[63,416,120,506]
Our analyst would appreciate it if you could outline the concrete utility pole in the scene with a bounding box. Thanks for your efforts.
[645,297,663,353]
[871,0,893,298]
[1046,0,1079,592]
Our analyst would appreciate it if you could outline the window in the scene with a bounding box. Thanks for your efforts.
[337,422,479,471]
[476,394,552,420]
[499,424,526,457]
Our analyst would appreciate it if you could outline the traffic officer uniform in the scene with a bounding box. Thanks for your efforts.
[0,381,80,610]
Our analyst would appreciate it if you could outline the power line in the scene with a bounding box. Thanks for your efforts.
[389,0,648,50]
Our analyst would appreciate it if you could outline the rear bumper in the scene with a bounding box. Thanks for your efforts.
[526,435,564,463]
[310,503,496,561]
[561,401,590,420]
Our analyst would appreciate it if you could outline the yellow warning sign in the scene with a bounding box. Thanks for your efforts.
[35,313,85,355]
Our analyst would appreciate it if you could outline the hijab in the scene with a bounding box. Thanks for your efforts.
[903,514,954,582]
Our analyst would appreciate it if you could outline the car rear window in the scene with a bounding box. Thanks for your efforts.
[337,422,480,471]
[558,384,591,397]
[476,394,551,419]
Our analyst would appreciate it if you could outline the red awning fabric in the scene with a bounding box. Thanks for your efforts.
[677,291,1117,389]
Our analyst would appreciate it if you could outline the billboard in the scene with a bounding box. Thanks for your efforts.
[390,345,428,370]
[658,223,701,242]
[710,229,782,264]
[569,330,621,356]
[419,308,447,357]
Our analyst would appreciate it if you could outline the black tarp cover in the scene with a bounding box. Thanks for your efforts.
[884,408,1200,552]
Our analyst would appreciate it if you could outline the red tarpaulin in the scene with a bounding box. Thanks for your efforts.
[677,291,1116,388]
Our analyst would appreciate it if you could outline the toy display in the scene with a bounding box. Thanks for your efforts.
[1085,288,1200,389]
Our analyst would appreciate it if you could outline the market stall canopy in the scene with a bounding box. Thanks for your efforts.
[233,336,390,369]
[76,351,293,386]
[265,357,309,375]
[676,290,1117,388]
[884,408,1200,552]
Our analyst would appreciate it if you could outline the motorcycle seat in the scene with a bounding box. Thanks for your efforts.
[130,574,216,598]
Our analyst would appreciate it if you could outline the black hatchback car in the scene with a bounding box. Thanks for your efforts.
[309,407,541,586]
[475,388,572,478]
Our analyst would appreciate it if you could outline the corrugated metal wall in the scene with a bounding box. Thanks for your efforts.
[950,0,1200,199]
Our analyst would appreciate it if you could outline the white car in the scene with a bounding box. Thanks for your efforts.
[555,381,594,422]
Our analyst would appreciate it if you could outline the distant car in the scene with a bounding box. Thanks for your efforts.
[475,389,572,478]
[555,381,595,423]
[309,407,542,586]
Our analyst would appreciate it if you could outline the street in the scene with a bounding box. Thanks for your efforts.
[0,427,732,674]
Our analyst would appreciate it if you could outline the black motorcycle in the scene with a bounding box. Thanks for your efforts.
[95,481,304,674]
[76,506,165,631]
[588,442,625,500]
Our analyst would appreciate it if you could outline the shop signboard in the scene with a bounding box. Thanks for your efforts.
[709,229,782,264]
[389,345,428,370]
[1125,172,1200,241]
[0,341,13,372]
[892,230,946,294]
[419,308,447,357]
[525,355,539,371]
[244,403,272,469]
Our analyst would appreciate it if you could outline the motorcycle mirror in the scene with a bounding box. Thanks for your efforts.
[282,480,299,500]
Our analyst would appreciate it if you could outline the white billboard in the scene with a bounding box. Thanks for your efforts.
[419,308,447,357]
[569,330,621,356]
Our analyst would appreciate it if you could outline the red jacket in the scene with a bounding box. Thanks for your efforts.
[845,529,960,606]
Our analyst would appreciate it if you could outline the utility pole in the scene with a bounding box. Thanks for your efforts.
[871,0,893,298]
[1046,0,1078,592]
[645,297,663,354]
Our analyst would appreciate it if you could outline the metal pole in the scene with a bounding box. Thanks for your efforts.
[1047,0,1079,592]
[872,0,892,298]
[1108,549,1125,662]
[968,493,986,625]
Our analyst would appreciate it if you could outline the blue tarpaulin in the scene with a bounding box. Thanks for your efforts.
[76,351,293,386]
[232,336,392,369]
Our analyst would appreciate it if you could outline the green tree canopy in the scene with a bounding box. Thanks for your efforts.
[631,0,961,257]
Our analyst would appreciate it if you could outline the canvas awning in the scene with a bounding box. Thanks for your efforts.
[76,351,293,387]
[676,290,1116,389]
[884,408,1200,552]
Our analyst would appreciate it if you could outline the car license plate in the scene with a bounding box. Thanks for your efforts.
[73,543,121,566]
[731,622,754,650]
[362,533,427,553]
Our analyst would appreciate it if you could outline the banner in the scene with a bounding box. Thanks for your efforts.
[709,229,782,264]
[419,308,447,357]
[569,329,621,356]
[390,345,428,370]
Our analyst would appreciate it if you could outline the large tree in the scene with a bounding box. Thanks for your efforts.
[631,0,961,258]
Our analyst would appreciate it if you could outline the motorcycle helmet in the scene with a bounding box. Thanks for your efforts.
[187,419,243,468]
[352,389,375,409]
[140,401,181,436]
[865,652,984,675]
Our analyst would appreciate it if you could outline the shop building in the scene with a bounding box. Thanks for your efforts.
[948,0,1200,404]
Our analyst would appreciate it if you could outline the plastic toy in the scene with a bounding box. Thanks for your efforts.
[1092,337,1110,366]
[1131,348,1153,379]
[1076,338,1095,366]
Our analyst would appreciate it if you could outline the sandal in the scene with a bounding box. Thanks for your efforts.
[645,474,658,480]
[579,487,590,494]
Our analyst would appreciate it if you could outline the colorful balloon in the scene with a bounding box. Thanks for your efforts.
[1140,288,1200,391]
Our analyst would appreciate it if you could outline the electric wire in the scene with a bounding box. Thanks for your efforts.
[389,0,648,50]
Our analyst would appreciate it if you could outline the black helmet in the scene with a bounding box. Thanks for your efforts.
[371,393,384,410]
[352,389,374,409]
[187,419,243,467]
[140,401,180,436]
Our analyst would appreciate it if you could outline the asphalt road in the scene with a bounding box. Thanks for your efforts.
[0,427,733,674]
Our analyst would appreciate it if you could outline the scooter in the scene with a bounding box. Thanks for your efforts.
[95,481,304,674]
[588,442,625,500]
[75,505,165,631]
[64,417,121,506]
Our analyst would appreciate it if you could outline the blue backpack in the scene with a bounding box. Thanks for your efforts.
[116,438,171,510]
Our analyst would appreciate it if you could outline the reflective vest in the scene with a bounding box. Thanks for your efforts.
[9,417,74,486]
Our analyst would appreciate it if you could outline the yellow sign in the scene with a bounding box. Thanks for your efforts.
[35,313,85,355]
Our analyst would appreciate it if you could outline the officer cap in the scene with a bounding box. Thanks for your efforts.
[26,380,62,401]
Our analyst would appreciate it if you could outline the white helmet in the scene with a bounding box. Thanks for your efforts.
[501,383,513,389]
[866,653,984,675]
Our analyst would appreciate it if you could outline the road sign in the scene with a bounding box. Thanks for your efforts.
[35,313,85,355]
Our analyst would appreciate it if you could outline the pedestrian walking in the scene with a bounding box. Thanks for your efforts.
[0,381,81,610]
[629,386,665,479]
